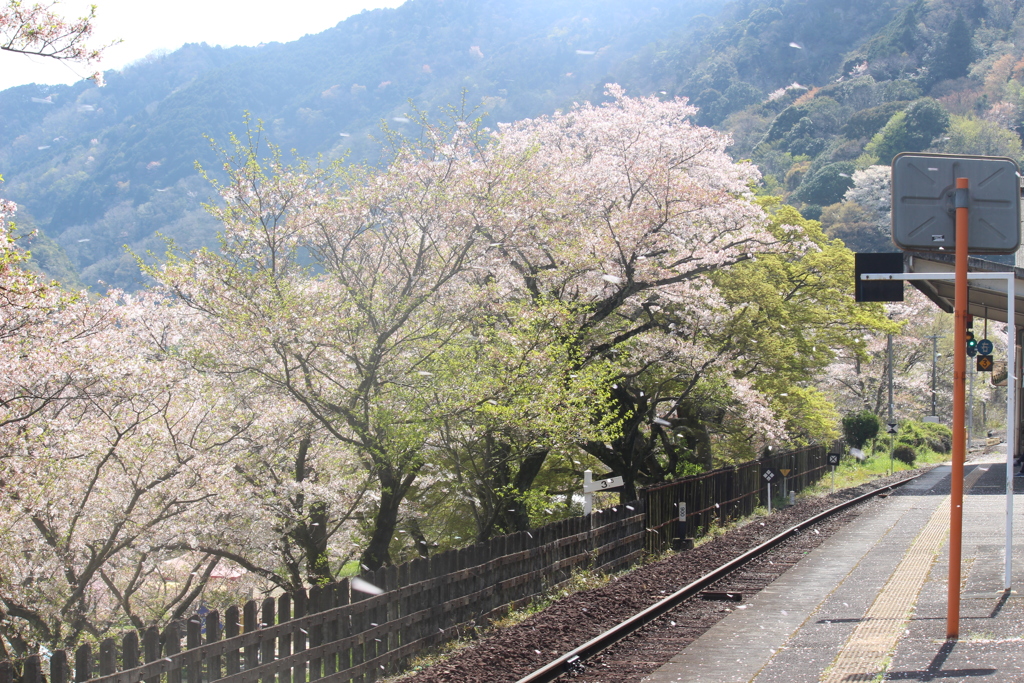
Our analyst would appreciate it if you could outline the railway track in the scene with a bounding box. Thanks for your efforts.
[515,473,920,683]
[405,470,923,683]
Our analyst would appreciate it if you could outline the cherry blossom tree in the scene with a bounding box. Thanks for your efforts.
[0,241,366,654]
[151,121,505,569]
[822,288,943,421]
[842,165,891,237]
[153,90,789,551]
[3,193,363,651]
[469,86,799,497]
[0,0,113,83]
[175,388,370,590]
[149,87,893,565]
[0,286,243,654]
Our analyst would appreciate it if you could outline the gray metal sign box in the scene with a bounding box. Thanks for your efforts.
[891,152,1021,255]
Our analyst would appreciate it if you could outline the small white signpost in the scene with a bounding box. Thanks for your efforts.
[582,470,625,515]
[828,451,840,492]
[762,467,780,513]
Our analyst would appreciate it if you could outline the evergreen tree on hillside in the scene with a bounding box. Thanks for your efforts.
[928,11,974,84]
[865,2,923,60]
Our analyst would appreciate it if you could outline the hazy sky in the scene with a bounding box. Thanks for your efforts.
[0,0,406,91]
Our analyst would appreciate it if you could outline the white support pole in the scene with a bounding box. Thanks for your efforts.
[863,271,1017,590]
[1007,281,1016,591]
[583,469,593,516]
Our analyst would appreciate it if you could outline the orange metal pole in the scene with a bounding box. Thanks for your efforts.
[948,177,968,639]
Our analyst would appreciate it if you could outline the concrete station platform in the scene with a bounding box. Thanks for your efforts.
[642,454,1024,683]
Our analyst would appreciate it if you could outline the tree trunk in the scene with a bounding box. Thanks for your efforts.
[296,501,330,585]
[360,466,416,570]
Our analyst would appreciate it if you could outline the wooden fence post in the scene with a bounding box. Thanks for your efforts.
[409,558,426,645]
[307,586,323,682]
[163,624,181,683]
[224,606,240,676]
[385,564,398,675]
[397,562,411,670]
[291,590,307,683]
[278,594,291,683]
[207,610,222,683]
[321,587,336,680]
[187,614,202,683]
[122,631,139,671]
[348,580,364,683]
[23,655,42,683]
[143,625,160,683]
[51,649,69,683]
[370,566,387,680]
[74,643,91,683]
[99,638,116,676]
[260,597,275,683]
[242,600,258,673]
[334,579,350,681]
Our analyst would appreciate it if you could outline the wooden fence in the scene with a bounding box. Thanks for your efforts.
[643,441,842,552]
[2,441,845,683]
[1,502,645,683]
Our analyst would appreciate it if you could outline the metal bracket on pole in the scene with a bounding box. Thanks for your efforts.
[955,187,969,208]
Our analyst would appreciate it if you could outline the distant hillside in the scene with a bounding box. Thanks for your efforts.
[648,0,1024,262]
[5,0,1024,287]
[0,0,722,289]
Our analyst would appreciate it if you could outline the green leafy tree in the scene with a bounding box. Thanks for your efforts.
[796,161,856,206]
[865,98,950,164]
[842,410,881,449]
[931,115,1024,164]
[409,302,620,544]
[712,200,892,452]
[840,101,912,140]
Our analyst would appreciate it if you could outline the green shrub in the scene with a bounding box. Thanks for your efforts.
[892,443,917,465]
[843,410,881,449]
[919,421,953,453]
[897,419,952,454]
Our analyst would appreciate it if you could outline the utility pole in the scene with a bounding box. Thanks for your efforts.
[888,332,895,475]
[888,332,894,425]
[927,334,940,417]
[969,362,975,446]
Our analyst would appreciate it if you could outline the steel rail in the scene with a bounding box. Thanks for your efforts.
[514,474,922,683]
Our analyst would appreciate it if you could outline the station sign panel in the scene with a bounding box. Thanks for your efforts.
[891,153,1021,254]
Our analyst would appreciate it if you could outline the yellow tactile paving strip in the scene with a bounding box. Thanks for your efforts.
[820,465,988,683]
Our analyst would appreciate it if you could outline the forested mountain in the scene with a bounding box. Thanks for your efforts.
[672,0,1024,260]
[0,0,724,288]
[1,0,1021,288]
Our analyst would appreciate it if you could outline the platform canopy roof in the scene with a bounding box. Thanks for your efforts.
[905,252,1024,328]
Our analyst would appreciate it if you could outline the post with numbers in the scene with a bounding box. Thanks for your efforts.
[582,470,625,517]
